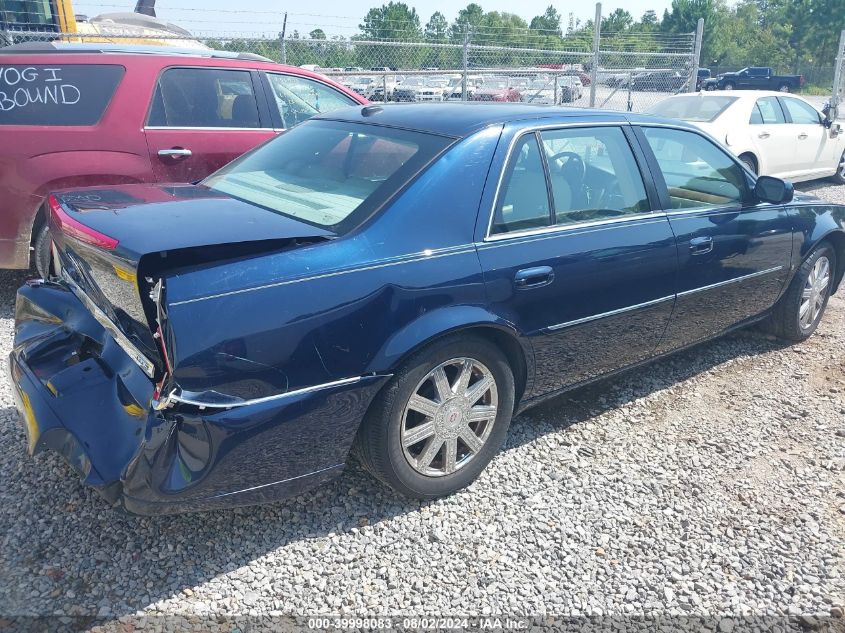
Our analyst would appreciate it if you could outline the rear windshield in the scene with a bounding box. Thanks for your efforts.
[0,64,124,125]
[202,119,452,233]
[647,95,738,122]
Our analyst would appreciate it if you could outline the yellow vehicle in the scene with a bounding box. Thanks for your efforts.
[0,0,203,47]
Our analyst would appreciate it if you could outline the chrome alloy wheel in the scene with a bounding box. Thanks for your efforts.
[400,357,498,477]
[799,255,831,330]
[839,152,845,180]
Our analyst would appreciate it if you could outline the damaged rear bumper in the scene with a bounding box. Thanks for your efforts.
[9,281,389,515]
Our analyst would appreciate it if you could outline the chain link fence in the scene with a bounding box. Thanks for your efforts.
[0,4,703,114]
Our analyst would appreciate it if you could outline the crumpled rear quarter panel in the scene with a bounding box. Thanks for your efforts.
[10,281,388,514]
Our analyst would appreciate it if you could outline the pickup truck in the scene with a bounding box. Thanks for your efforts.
[709,67,803,92]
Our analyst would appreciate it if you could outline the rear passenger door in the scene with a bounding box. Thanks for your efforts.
[476,124,678,397]
[749,96,794,176]
[636,126,793,353]
[144,67,276,183]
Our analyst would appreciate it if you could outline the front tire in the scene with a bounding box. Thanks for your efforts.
[33,224,52,279]
[355,334,515,499]
[723,82,735,90]
[766,242,836,342]
[777,83,790,93]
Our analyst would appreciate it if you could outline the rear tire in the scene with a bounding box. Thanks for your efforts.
[354,334,515,499]
[831,151,845,185]
[777,83,790,93]
[766,242,836,342]
[33,224,51,279]
[739,153,758,175]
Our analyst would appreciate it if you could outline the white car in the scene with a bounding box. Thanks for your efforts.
[521,78,560,105]
[343,76,377,99]
[558,76,583,103]
[416,78,450,102]
[648,91,845,184]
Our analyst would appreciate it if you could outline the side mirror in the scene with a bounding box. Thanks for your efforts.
[754,175,793,205]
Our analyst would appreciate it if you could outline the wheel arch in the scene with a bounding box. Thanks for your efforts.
[366,307,533,409]
[817,230,845,293]
[738,151,759,175]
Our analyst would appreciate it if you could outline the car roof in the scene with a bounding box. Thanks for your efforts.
[674,89,800,99]
[0,42,273,63]
[317,103,658,138]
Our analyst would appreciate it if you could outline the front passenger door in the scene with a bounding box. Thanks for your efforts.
[779,96,837,180]
[262,73,358,129]
[638,126,793,353]
[476,125,678,398]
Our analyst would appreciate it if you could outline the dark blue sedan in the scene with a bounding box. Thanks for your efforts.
[9,104,845,514]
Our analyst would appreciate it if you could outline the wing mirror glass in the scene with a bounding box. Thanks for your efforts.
[754,175,793,205]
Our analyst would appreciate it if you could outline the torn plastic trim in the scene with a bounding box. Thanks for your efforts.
[60,270,156,378]
[153,376,365,411]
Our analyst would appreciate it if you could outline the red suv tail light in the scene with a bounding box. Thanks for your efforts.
[48,195,119,250]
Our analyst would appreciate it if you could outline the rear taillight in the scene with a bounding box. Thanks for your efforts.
[48,195,119,250]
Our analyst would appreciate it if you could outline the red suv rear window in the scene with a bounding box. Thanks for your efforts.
[0,64,124,126]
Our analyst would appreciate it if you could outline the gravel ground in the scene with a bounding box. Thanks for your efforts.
[0,183,843,627]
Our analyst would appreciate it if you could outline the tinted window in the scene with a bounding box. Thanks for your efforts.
[781,97,820,125]
[540,127,649,225]
[648,95,737,122]
[148,68,260,128]
[642,127,746,210]
[265,74,356,128]
[491,134,551,234]
[203,120,450,233]
[749,68,768,76]
[0,64,124,125]
[751,96,785,124]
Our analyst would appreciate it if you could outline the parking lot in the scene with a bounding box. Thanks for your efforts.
[0,180,842,622]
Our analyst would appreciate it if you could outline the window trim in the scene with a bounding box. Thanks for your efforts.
[483,121,657,242]
[143,65,268,130]
[632,123,754,214]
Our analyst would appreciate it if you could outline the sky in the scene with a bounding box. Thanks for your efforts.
[73,0,675,37]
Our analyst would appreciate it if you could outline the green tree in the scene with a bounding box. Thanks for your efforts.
[309,28,326,40]
[601,8,634,33]
[530,6,562,36]
[639,10,659,29]
[425,11,448,40]
[450,3,485,41]
[359,2,422,41]
[661,0,729,65]
[358,1,422,68]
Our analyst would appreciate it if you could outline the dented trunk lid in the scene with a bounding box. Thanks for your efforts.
[49,183,334,377]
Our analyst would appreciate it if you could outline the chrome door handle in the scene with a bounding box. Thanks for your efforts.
[690,236,714,255]
[514,266,554,289]
[797,133,808,140]
[158,148,192,157]
[757,132,770,139]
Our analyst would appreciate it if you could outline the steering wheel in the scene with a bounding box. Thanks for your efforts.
[547,151,586,183]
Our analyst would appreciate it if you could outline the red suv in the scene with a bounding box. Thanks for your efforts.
[0,43,367,275]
